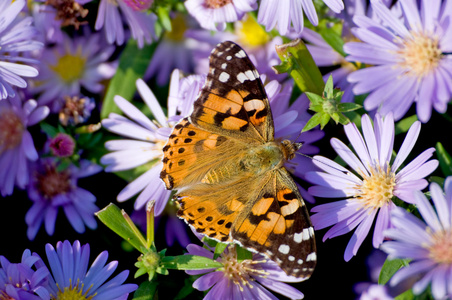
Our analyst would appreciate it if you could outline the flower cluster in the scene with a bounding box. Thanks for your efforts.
[0,240,137,299]
[1,0,452,299]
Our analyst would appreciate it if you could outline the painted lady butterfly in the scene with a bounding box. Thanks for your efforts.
[160,41,316,278]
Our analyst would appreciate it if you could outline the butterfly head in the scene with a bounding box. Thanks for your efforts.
[281,140,303,161]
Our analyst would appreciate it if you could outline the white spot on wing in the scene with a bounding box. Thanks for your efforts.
[237,72,247,83]
[221,63,227,69]
[294,232,302,243]
[297,259,303,264]
[235,49,246,58]
[244,70,256,80]
[278,244,290,254]
[288,255,295,261]
[226,56,232,61]
[307,252,317,262]
[219,72,230,83]
[243,99,265,111]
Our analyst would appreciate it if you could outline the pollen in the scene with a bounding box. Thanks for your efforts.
[204,0,232,9]
[54,279,93,300]
[36,163,72,199]
[165,13,188,42]
[396,31,442,79]
[0,109,24,154]
[221,246,268,290]
[427,229,452,265]
[50,49,87,84]
[236,16,270,48]
[354,165,396,210]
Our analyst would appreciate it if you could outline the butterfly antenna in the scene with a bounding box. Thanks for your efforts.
[294,150,350,175]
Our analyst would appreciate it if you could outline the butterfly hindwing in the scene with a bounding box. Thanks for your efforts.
[231,168,316,279]
[190,41,274,143]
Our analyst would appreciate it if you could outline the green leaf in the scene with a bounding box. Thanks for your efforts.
[395,289,415,300]
[40,123,58,137]
[395,115,418,135]
[379,257,410,285]
[133,281,158,300]
[275,39,324,95]
[161,255,222,270]
[95,203,147,252]
[156,6,172,32]
[174,278,197,300]
[324,75,334,98]
[436,142,452,177]
[236,246,252,262]
[101,40,157,119]
[319,26,346,57]
[213,242,227,260]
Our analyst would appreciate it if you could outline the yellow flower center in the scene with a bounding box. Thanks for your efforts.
[204,0,232,9]
[354,165,396,210]
[50,48,87,83]
[220,246,267,290]
[51,280,94,300]
[427,229,452,265]
[0,109,24,154]
[36,163,72,199]
[165,13,187,42]
[396,31,442,78]
[236,16,269,48]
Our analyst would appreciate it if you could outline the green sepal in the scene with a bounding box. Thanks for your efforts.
[101,40,157,119]
[436,142,452,177]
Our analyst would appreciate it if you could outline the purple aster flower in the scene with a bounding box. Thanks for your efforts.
[101,72,202,215]
[381,177,452,299]
[257,0,344,36]
[34,240,137,299]
[302,0,395,103]
[146,13,198,85]
[186,243,305,299]
[0,96,49,196]
[0,0,43,100]
[25,158,102,240]
[95,0,156,48]
[31,3,65,44]
[185,0,257,31]
[344,0,452,122]
[306,113,438,261]
[32,32,116,112]
[358,284,393,300]
[0,250,50,300]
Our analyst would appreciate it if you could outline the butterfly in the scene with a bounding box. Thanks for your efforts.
[160,41,316,279]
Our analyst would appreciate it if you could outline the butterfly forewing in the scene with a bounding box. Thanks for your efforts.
[160,41,317,279]
[190,41,274,143]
